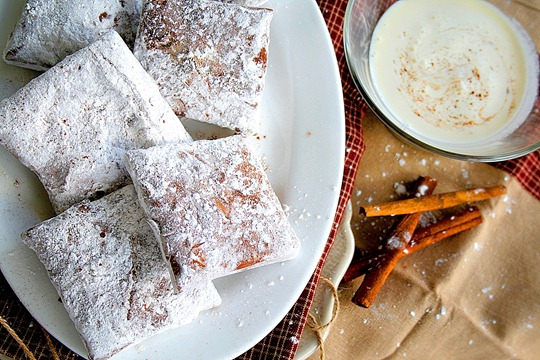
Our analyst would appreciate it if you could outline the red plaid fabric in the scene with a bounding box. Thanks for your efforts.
[495,151,540,201]
[1,1,540,359]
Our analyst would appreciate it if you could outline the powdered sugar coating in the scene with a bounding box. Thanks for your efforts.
[221,0,270,6]
[3,0,143,71]
[125,136,300,288]
[133,0,272,134]
[22,185,221,360]
[2,0,269,71]
[0,31,191,214]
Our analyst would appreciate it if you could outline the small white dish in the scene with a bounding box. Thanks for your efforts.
[296,202,355,360]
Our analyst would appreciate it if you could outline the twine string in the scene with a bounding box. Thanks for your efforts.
[41,325,61,360]
[0,315,37,360]
[306,277,341,360]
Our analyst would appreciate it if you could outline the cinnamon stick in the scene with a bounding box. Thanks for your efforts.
[408,216,483,253]
[352,177,437,308]
[412,206,482,241]
[360,185,506,217]
[343,207,483,283]
[343,255,383,283]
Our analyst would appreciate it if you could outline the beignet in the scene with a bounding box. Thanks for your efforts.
[3,0,143,71]
[133,0,272,134]
[0,30,191,213]
[125,135,300,288]
[22,185,220,360]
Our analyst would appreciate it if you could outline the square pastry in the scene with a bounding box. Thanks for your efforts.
[3,0,143,71]
[125,135,300,287]
[22,185,221,360]
[133,0,273,135]
[0,30,191,214]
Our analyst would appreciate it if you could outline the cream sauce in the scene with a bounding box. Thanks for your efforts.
[369,0,538,146]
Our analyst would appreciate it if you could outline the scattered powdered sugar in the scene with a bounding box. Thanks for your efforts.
[503,195,516,214]
[394,182,407,196]
[386,235,401,249]
[282,204,291,214]
[481,318,498,328]
[481,286,494,300]
[417,184,429,196]
[435,305,447,320]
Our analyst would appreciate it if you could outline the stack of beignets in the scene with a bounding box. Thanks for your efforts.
[0,1,300,359]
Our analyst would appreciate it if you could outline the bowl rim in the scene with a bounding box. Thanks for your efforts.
[342,0,540,162]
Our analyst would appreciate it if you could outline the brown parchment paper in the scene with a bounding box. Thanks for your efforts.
[308,113,540,359]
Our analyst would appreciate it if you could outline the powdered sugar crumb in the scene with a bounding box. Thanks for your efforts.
[394,182,407,196]
[417,185,429,196]
[386,235,401,249]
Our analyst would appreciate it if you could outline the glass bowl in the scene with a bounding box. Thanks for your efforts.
[344,0,540,162]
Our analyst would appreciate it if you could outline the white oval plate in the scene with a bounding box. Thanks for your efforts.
[0,0,345,359]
